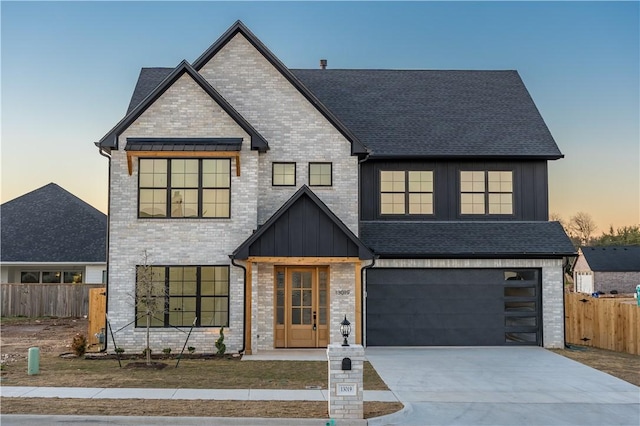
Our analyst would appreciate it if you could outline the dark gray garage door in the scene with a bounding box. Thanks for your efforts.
[366,268,541,346]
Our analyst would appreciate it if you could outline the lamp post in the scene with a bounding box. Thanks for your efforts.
[340,315,351,346]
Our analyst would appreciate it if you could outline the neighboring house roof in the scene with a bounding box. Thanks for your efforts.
[0,183,107,263]
[578,246,640,272]
[292,69,563,159]
[97,60,269,153]
[360,221,575,258]
[233,186,373,260]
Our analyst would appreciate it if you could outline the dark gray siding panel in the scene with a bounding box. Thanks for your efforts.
[248,196,360,258]
[366,268,541,346]
[360,160,549,221]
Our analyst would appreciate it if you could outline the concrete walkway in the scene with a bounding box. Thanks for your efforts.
[0,385,397,402]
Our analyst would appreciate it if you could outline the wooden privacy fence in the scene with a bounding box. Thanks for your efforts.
[565,292,639,355]
[0,283,104,318]
[87,287,107,346]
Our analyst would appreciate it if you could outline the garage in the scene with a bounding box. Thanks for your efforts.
[366,268,541,346]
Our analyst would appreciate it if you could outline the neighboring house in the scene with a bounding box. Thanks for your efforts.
[573,246,640,294]
[1,183,107,284]
[95,21,574,354]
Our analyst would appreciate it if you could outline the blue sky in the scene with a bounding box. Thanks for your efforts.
[2,1,638,232]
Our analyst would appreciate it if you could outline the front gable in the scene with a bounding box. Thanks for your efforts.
[97,60,268,152]
[193,20,368,156]
[233,186,373,260]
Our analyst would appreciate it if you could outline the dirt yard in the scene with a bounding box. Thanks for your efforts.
[1,316,638,418]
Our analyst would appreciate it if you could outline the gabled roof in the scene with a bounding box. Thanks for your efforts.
[97,60,268,153]
[233,186,373,260]
[579,246,640,272]
[1,183,107,263]
[191,20,368,156]
[292,69,563,159]
[360,221,575,258]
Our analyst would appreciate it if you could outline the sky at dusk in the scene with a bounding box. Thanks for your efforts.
[2,1,638,233]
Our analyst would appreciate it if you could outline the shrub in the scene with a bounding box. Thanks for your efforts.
[187,346,196,354]
[115,347,125,354]
[215,327,226,355]
[162,348,171,355]
[71,333,87,357]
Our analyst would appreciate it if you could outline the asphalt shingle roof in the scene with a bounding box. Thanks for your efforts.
[291,69,562,159]
[126,68,562,159]
[360,221,575,257]
[579,246,640,272]
[1,183,107,263]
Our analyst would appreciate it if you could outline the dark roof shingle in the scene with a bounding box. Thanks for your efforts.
[579,246,640,272]
[1,183,107,263]
[126,68,562,159]
[360,221,575,257]
[292,69,562,159]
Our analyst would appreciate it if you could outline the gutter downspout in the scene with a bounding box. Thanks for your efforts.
[230,256,247,355]
[360,255,376,347]
[97,146,111,352]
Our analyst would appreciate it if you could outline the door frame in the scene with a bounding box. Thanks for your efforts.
[274,265,329,348]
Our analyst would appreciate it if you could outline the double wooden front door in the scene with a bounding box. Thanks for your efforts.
[275,266,329,348]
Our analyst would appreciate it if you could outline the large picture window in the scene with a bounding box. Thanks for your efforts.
[138,158,230,218]
[460,170,513,215]
[135,265,229,328]
[380,170,433,215]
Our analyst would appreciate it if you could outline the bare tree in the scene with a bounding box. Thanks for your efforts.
[569,212,598,246]
[134,250,166,365]
[549,212,566,228]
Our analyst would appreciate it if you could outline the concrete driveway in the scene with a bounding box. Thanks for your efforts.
[366,347,639,426]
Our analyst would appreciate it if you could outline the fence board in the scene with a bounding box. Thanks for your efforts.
[565,292,639,355]
[0,283,104,318]
[87,288,107,346]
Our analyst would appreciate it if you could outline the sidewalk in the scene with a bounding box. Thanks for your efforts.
[0,386,399,402]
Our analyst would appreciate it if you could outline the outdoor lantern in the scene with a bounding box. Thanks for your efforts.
[340,315,351,346]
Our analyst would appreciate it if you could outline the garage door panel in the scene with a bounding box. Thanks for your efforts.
[366,268,541,346]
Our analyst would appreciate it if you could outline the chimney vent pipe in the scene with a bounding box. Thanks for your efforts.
[320,59,327,70]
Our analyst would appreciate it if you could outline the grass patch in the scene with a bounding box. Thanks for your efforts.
[0,354,388,390]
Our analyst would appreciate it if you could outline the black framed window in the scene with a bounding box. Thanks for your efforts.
[460,170,513,215]
[135,265,229,328]
[138,158,230,218]
[380,170,433,215]
[309,162,332,186]
[272,162,296,186]
[20,270,82,283]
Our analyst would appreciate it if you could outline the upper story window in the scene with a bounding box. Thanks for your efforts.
[460,170,513,215]
[135,265,229,328]
[272,162,296,186]
[380,170,434,215]
[309,162,332,186]
[138,158,230,219]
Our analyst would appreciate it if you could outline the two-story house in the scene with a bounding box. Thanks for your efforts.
[96,21,574,354]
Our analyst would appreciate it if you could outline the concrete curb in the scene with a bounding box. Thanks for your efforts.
[367,401,412,426]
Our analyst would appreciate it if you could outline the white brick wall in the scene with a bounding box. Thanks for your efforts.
[372,258,566,348]
[107,33,360,354]
[199,33,359,232]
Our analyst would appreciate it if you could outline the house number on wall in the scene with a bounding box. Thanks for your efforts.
[336,383,357,396]
[335,289,351,296]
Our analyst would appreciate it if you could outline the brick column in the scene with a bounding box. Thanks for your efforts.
[327,343,364,419]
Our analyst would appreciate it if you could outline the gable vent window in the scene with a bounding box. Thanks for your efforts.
[138,158,230,219]
[272,162,296,186]
[380,170,433,215]
[460,170,513,215]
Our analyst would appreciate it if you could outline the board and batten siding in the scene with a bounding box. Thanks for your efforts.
[360,160,549,221]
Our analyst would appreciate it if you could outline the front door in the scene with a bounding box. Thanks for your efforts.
[275,266,329,348]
